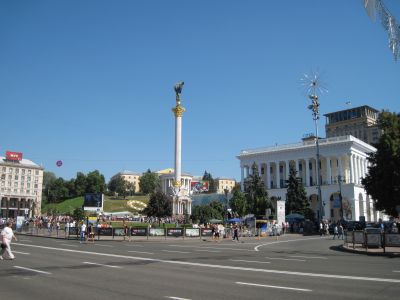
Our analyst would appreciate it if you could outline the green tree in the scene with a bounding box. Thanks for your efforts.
[48,178,69,203]
[126,182,136,196]
[190,202,224,224]
[229,188,248,217]
[142,191,172,219]
[244,162,272,217]
[286,164,310,216]
[42,171,57,203]
[72,207,85,222]
[202,171,216,193]
[139,169,160,194]
[362,111,400,217]
[74,172,87,196]
[86,170,107,193]
[108,175,128,198]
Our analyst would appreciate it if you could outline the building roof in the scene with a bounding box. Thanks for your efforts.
[323,105,379,117]
[0,156,42,169]
[112,170,141,178]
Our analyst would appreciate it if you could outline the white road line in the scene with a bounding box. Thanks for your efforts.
[83,262,122,269]
[230,259,270,264]
[124,244,144,247]
[195,249,220,253]
[127,250,154,255]
[254,236,323,251]
[60,244,78,247]
[169,245,254,252]
[14,243,400,283]
[236,281,312,292]
[265,257,306,262]
[18,239,32,242]
[165,296,192,300]
[14,266,51,275]
[393,270,400,273]
[94,244,113,248]
[13,251,30,255]
[289,255,327,260]
[162,250,191,254]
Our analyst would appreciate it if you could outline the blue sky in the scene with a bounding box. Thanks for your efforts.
[0,0,399,182]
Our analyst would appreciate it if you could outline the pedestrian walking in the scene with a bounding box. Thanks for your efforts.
[338,224,344,240]
[232,224,239,242]
[1,221,17,260]
[332,224,338,239]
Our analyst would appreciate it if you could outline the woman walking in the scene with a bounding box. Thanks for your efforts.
[1,221,18,260]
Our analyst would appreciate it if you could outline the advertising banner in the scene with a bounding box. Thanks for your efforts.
[149,228,165,236]
[131,227,147,236]
[98,228,113,236]
[366,233,381,246]
[6,151,22,161]
[167,228,184,237]
[385,234,400,247]
[201,228,213,237]
[185,228,200,237]
[16,216,24,230]
[114,228,125,236]
[354,231,365,244]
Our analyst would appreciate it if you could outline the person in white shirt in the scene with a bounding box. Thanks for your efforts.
[1,221,17,260]
[80,222,86,243]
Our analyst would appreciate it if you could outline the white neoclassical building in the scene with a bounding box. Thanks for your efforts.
[238,135,386,222]
[159,171,193,216]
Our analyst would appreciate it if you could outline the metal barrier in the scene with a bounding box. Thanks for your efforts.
[345,230,400,252]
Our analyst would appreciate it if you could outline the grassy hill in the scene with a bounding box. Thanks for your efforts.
[42,195,149,215]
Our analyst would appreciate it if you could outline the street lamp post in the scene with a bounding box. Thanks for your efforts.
[308,94,324,223]
[224,187,229,226]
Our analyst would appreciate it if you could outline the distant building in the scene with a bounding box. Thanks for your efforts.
[0,151,44,218]
[324,105,381,145]
[111,170,140,193]
[237,136,387,222]
[214,178,236,194]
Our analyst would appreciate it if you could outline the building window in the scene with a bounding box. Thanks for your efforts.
[35,170,39,175]
[15,168,19,174]
[28,170,31,175]
[1,174,5,180]
[22,169,25,175]
[2,167,6,172]
[15,175,18,180]
[14,182,18,187]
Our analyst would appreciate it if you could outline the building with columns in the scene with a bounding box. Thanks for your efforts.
[238,135,386,222]
[0,152,44,219]
[159,171,193,216]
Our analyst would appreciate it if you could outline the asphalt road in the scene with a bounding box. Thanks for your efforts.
[1,234,399,300]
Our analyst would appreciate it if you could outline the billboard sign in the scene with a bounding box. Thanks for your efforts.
[6,151,23,161]
[83,193,104,211]
[191,181,209,193]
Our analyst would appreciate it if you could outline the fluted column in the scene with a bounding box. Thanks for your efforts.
[276,161,280,188]
[348,153,353,183]
[241,167,245,191]
[266,162,271,189]
[286,161,290,181]
[326,156,331,184]
[305,158,310,186]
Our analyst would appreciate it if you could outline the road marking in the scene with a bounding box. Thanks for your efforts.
[83,261,122,269]
[14,266,51,275]
[236,281,312,292]
[169,245,254,252]
[14,243,400,283]
[13,251,30,255]
[289,255,327,260]
[195,249,220,253]
[60,244,78,247]
[254,236,323,251]
[18,239,32,242]
[162,250,191,254]
[265,256,306,262]
[94,244,113,248]
[393,270,400,273]
[127,250,154,255]
[230,259,270,264]
[165,296,191,300]
[124,244,144,247]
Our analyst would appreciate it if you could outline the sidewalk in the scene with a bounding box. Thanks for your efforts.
[341,243,400,256]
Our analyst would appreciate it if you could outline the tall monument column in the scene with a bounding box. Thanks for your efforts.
[172,81,185,215]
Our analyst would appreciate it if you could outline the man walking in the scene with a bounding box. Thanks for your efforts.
[232,223,239,242]
[1,221,17,260]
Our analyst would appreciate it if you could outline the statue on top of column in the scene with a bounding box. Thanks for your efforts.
[174,81,184,104]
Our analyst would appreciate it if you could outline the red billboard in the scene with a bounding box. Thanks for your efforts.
[6,151,23,161]
[191,181,209,193]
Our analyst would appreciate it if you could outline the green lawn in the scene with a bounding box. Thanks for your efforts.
[42,195,149,215]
